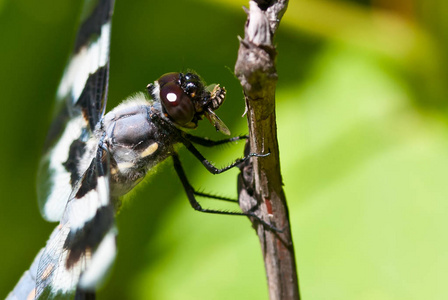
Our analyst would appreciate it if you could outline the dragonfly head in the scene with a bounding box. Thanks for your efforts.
[147,72,230,135]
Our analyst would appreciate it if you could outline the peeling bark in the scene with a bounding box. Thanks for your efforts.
[235,1,300,299]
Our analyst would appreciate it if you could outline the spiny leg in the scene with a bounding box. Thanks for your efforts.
[179,137,268,175]
[150,111,264,174]
[182,132,248,147]
[193,190,238,203]
[149,113,262,173]
[172,154,281,232]
[172,153,241,215]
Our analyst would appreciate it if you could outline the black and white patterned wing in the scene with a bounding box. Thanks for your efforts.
[6,249,43,300]
[37,0,114,222]
[35,146,116,299]
[7,1,116,299]
[7,146,116,300]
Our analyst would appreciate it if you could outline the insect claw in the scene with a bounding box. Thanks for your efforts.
[246,212,284,232]
[248,152,270,158]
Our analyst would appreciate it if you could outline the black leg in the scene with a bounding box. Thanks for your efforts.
[150,111,265,174]
[75,289,95,300]
[172,154,281,232]
[150,112,279,230]
[179,137,268,175]
[182,132,248,147]
[193,190,238,203]
[172,153,242,215]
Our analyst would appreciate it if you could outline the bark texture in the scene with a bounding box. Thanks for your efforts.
[235,1,300,300]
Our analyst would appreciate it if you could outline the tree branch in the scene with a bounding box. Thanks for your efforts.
[235,1,300,300]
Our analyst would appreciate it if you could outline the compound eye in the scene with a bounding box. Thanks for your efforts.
[158,72,180,88]
[160,82,195,126]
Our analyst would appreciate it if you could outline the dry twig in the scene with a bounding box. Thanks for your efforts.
[235,1,300,299]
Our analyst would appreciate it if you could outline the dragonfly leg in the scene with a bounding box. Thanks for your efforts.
[193,190,238,203]
[150,113,262,174]
[75,289,96,300]
[182,132,248,147]
[179,137,268,175]
[172,153,242,215]
[172,154,281,232]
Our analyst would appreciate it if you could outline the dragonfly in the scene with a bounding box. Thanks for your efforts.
[6,0,270,299]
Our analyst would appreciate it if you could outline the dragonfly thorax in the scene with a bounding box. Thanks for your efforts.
[102,96,174,197]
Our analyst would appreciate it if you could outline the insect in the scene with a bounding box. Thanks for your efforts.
[6,0,270,299]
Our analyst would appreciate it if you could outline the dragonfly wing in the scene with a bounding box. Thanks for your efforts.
[37,0,115,222]
[6,248,44,300]
[36,147,117,299]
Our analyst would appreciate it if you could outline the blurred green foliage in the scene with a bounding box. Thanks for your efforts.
[1,0,448,299]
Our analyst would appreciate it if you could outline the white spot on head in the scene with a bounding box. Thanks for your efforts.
[166,92,177,102]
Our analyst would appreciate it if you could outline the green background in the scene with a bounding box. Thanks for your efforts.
[1,0,448,299]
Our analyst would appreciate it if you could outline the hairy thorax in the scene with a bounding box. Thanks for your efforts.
[101,94,175,198]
